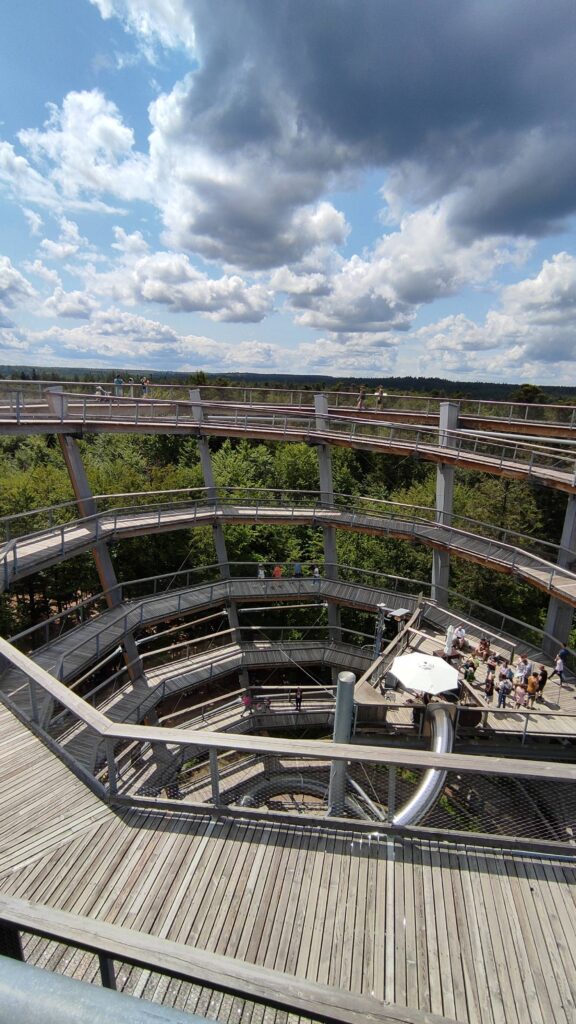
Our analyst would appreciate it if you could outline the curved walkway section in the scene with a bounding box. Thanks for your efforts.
[1,391,576,492]
[3,495,576,604]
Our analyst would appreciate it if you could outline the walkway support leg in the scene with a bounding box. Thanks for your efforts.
[314,394,341,646]
[327,670,355,815]
[431,402,459,607]
[544,494,576,655]
[191,390,244,649]
[46,390,143,683]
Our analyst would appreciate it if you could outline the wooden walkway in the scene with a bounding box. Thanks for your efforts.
[5,577,404,682]
[1,397,576,493]
[0,700,575,1023]
[2,501,575,604]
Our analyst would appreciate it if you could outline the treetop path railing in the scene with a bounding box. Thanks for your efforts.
[7,561,566,664]
[1,636,576,850]
[3,376,576,431]
[2,388,576,490]
[2,487,576,604]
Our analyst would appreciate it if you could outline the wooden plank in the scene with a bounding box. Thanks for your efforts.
[422,841,452,1021]
[0,893,465,1024]
[394,838,407,1008]
[409,842,430,1014]
[505,855,569,1024]
[437,843,468,1023]
[520,856,576,1020]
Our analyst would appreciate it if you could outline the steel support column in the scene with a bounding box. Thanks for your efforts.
[190,391,245,662]
[431,401,459,606]
[543,494,576,654]
[45,389,143,683]
[327,670,356,815]
[314,394,341,646]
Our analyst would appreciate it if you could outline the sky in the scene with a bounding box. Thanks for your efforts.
[1,1,576,384]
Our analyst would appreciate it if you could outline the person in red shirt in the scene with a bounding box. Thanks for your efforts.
[272,564,283,578]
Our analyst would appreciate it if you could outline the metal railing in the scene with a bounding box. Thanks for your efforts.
[2,387,576,485]
[1,487,574,602]
[2,637,576,850]
[3,376,576,427]
[8,563,573,671]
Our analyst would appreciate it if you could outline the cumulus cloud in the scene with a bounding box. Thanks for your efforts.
[42,287,97,320]
[78,249,274,322]
[0,257,35,309]
[89,0,196,56]
[3,1,576,377]
[98,0,576,261]
[283,204,530,337]
[26,307,279,370]
[16,90,149,205]
[415,254,576,379]
[296,336,399,374]
[23,208,43,236]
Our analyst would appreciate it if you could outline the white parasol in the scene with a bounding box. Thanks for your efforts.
[390,652,459,695]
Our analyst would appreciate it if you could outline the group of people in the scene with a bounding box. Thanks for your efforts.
[448,625,569,710]
[97,376,150,399]
[257,562,320,580]
[240,687,303,716]
[355,385,387,411]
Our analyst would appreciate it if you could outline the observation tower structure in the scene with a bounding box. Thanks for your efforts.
[0,379,575,1024]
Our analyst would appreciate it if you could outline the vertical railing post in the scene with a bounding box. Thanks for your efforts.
[28,677,39,724]
[387,766,397,823]
[209,748,221,807]
[106,740,118,796]
[98,953,117,990]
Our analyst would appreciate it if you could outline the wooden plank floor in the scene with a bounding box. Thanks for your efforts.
[0,700,575,1024]
[0,702,110,874]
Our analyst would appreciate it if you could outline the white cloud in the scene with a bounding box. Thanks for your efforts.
[22,260,61,287]
[0,257,35,308]
[23,208,43,236]
[296,336,399,373]
[88,0,196,56]
[42,287,97,320]
[77,249,273,322]
[414,253,576,379]
[18,91,150,203]
[111,226,150,256]
[286,203,531,337]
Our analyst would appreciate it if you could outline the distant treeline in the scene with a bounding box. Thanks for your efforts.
[1,365,575,403]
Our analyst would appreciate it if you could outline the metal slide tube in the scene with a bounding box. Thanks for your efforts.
[0,954,207,1024]
[391,704,454,827]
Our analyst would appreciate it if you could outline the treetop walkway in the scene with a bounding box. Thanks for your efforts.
[1,379,576,1021]
[2,488,576,604]
[1,388,576,491]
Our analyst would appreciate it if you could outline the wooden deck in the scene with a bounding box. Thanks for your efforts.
[0,699,575,1023]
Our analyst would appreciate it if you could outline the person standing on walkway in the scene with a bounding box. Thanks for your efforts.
[293,560,303,578]
[536,664,548,702]
[294,687,302,711]
[355,386,366,411]
[526,673,538,709]
[496,674,512,708]
[272,564,283,578]
[113,373,124,396]
[549,652,565,685]
[257,564,266,579]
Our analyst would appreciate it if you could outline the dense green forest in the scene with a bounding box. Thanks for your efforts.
[0,424,567,646]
